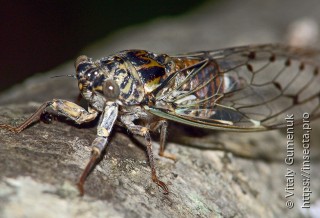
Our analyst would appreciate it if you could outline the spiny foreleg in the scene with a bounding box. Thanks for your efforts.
[0,99,98,133]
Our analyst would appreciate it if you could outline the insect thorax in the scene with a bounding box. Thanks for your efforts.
[96,50,174,106]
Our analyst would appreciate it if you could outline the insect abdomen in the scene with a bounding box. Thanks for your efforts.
[171,58,225,104]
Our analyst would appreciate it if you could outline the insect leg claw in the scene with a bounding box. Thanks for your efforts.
[77,148,101,196]
[159,151,177,161]
[153,176,169,194]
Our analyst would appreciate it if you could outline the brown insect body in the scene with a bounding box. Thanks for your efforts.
[1,44,320,195]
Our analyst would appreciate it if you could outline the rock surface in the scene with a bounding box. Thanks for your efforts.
[1,0,320,217]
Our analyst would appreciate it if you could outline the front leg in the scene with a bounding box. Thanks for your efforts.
[77,102,118,195]
[0,99,98,133]
[120,112,169,194]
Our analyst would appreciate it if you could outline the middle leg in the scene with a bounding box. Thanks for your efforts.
[120,113,169,194]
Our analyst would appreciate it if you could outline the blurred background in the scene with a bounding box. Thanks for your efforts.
[0,0,210,92]
[1,0,320,95]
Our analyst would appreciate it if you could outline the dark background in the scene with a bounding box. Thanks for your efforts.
[0,0,210,93]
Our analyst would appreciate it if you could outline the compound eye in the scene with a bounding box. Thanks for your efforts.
[74,55,89,69]
[103,79,120,100]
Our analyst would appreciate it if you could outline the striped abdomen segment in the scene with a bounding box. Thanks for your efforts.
[165,57,244,121]
[170,58,225,107]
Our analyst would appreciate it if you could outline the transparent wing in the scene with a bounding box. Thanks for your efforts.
[146,44,320,131]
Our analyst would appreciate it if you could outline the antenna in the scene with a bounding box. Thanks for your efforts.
[51,74,76,79]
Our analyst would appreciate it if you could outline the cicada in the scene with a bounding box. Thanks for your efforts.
[1,44,320,195]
